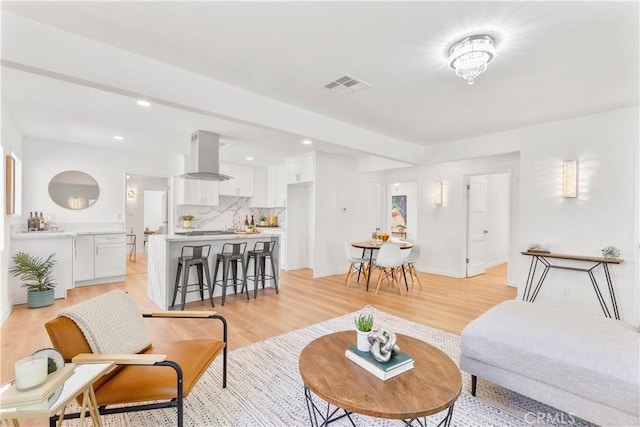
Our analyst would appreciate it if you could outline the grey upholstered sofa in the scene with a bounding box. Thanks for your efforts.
[460,300,639,426]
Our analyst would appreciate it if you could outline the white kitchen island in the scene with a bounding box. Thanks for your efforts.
[147,232,280,310]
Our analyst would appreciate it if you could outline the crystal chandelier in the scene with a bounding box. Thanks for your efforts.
[448,34,495,85]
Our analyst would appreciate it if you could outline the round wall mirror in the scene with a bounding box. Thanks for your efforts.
[48,171,100,210]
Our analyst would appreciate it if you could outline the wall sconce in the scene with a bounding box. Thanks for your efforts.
[562,160,578,198]
[433,181,444,206]
[127,189,136,199]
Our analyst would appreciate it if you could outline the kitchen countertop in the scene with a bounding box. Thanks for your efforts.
[11,230,126,240]
[11,231,76,240]
[75,230,126,235]
[163,232,277,243]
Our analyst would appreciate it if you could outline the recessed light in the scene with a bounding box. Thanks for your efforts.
[113,136,124,141]
[246,156,254,161]
[136,100,151,107]
[302,139,312,145]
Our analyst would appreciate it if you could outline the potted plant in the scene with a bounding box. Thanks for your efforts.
[9,252,57,308]
[259,215,268,226]
[355,312,374,352]
[179,215,195,228]
[601,246,621,259]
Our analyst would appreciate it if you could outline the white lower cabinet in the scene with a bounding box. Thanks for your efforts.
[9,236,74,304]
[75,233,126,285]
[258,229,286,270]
[95,235,126,278]
[73,235,95,281]
[278,232,287,270]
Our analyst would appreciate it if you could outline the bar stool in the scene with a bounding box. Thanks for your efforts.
[246,240,279,298]
[172,245,214,310]
[212,242,249,305]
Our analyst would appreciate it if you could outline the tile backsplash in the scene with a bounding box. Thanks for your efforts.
[176,196,286,231]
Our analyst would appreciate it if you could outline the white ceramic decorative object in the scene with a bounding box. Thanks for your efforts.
[356,330,371,352]
[14,355,48,390]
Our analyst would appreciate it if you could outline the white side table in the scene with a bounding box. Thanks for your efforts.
[1,362,114,427]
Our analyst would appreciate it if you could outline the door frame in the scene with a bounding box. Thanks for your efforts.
[462,171,513,278]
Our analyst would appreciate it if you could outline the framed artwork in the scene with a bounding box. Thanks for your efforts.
[391,195,407,234]
[5,154,15,215]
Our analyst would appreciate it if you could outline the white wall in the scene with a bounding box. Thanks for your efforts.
[287,185,309,270]
[125,175,168,252]
[360,107,639,323]
[0,137,181,324]
[313,153,340,278]
[1,105,24,323]
[381,153,520,279]
[514,108,638,322]
[22,138,181,227]
[415,107,638,323]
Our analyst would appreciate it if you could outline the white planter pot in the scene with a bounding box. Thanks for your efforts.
[182,220,192,228]
[356,330,371,352]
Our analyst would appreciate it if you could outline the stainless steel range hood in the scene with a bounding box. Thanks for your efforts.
[179,130,232,181]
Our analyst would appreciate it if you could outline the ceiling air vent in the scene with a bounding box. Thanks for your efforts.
[323,74,371,95]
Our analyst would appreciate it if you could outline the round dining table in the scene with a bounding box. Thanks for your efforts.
[351,240,414,291]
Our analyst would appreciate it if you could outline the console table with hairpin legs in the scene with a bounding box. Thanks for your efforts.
[521,251,623,319]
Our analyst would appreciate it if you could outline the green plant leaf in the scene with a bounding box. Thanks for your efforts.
[9,252,57,292]
[355,313,374,332]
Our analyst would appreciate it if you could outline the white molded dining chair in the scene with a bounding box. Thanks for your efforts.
[373,243,405,295]
[344,241,369,288]
[403,245,423,289]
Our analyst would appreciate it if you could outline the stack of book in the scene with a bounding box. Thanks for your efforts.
[0,364,74,411]
[345,346,414,380]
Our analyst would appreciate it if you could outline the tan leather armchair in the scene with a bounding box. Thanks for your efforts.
[45,308,227,427]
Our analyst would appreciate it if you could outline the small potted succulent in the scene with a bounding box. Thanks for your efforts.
[179,215,195,228]
[601,246,621,259]
[355,312,374,352]
[259,215,268,226]
[9,252,57,308]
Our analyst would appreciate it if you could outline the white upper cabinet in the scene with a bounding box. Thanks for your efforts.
[251,167,267,207]
[174,177,219,206]
[287,153,314,184]
[219,164,255,197]
[267,163,287,207]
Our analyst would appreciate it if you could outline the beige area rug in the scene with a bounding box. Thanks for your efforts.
[67,307,594,426]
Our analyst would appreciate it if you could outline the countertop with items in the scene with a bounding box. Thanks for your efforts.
[11,230,125,240]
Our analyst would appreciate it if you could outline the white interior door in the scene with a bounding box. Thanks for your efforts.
[143,190,164,232]
[466,176,488,277]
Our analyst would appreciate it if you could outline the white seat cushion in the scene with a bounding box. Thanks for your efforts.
[461,300,639,415]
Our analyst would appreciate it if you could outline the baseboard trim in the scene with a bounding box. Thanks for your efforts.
[1,303,13,326]
[485,259,508,269]
[421,268,465,278]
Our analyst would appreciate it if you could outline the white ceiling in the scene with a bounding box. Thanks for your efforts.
[2,1,638,166]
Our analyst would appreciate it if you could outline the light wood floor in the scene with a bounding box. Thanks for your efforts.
[1,255,515,384]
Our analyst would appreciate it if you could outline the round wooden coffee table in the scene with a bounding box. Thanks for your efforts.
[299,331,461,426]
